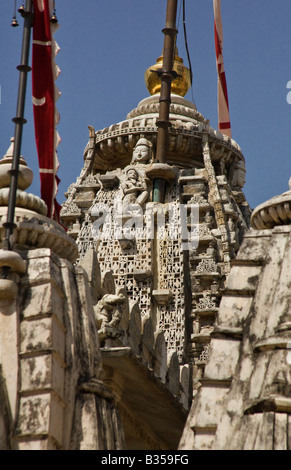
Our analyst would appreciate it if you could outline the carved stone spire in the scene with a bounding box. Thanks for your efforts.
[0,138,78,263]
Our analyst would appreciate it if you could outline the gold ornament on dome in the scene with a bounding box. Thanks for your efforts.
[144,48,192,97]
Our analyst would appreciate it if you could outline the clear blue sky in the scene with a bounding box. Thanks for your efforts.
[1,0,291,211]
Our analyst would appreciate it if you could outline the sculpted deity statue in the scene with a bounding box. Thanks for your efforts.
[94,293,126,342]
[120,167,149,212]
[131,137,153,165]
[113,138,153,236]
[230,159,246,189]
[116,137,153,215]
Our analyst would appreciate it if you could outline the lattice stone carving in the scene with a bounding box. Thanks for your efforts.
[157,183,186,360]
[199,224,212,237]
[76,213,97,261]
[81,173,100,187]
[199,343,211,362]
[189,194,208,205]
[97,236,152,319]
[77,186,119,260]
[88,175,153,319]
[61,200,82,217]
[196,292,217,310]
[196,258,218,274]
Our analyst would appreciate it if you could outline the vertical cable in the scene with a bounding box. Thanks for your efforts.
[182,0,193,86]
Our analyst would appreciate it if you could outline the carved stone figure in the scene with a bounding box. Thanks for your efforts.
[120,167,149,213]
[131,137,153,165]
[230,159,246,189]
[204,210,214,229]
[94,293,126,342]
[205,240,215,259]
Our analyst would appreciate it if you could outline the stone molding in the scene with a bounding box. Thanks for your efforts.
[0,188,47,216]
[251,187,291,230]
[0,208,78,264]
[83,95,244,173]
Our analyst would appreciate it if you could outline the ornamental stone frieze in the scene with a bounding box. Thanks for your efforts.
[82,93,245,177]
[0,140,78,264]
[251,179,291,230]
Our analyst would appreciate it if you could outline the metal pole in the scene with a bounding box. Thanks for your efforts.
[156,0,178,164]
[3,0,34,251]
[153,0,178,202]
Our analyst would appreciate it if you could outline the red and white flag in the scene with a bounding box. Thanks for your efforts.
[32,0,61,221]
[213,0,232,138]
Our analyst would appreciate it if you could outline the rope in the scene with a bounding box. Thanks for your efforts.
[182,0,193,86]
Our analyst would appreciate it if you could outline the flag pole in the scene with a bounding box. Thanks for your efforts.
[213,0,232,138]
[3,0,34,251]
[153,0,178,203]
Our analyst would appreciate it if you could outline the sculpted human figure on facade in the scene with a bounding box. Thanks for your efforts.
[116,137,153,216]
[230,159,246,189]
[94,293,126,342]
[205,240,216,259]
[120,168,149,210]
[131,137,153,165]
[204,210,214,229]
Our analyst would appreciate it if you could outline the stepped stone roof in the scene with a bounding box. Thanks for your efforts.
[180,179,291,450]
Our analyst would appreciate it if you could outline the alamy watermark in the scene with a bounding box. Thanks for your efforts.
[91,202,200,251]
[287,80,291,104]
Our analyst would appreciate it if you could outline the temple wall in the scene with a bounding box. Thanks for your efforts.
[180,226,291,450]
[0,247,125,450]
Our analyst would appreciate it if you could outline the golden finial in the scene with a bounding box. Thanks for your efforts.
[144,45,192,97]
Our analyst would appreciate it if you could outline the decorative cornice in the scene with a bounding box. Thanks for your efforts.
[84,95,244,172]
[0,188,47,216]
[0,208,78,263]
[251,187,291,230]
[126,94,203,121]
